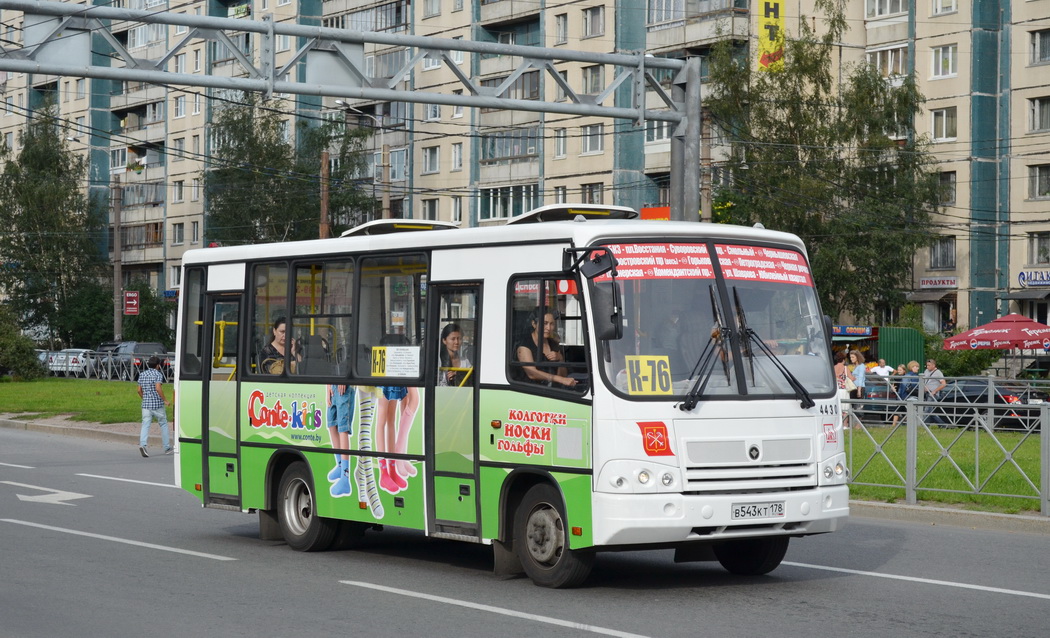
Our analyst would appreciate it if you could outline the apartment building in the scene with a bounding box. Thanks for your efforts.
[1,0,1048,332]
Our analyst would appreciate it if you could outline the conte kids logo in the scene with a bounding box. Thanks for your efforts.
[247,389,323,431]
[636,421,674,456]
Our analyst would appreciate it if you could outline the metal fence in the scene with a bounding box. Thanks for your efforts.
[41,350,176,382]
[845,375,1050,517]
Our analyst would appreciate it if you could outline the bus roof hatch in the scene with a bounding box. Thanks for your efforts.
[339,219,459,237]
[506,204,639,225]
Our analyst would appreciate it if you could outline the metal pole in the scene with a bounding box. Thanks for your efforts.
[320,150,330,238]
[683,57,702,222]
[906,399,918,504]
[112,176,122,341]
[380,142,390,219]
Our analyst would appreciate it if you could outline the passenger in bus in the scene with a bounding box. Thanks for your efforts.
[260,317,299,374]
[515,311,577,388]
[437,323,472,387]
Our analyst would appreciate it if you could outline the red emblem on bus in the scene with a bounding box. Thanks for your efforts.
[637,421,674,456]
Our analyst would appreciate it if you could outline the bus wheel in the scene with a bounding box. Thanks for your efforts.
[513,483,594,588]
[713,536,789,576]
[277,461,337,552]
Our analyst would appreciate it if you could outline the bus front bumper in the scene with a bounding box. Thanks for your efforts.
[590,485,849,547]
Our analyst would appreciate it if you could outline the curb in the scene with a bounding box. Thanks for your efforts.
[4,417,1049,534]
[0,417,167,448]
[849,500,1050,536]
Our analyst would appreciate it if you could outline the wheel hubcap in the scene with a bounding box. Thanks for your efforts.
[283,478,312,535]
[525,505,564,565]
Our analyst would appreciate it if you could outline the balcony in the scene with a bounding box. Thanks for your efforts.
[646,5,750,54]
[479,0,540,27]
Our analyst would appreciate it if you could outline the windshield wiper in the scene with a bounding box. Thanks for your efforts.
[732,288,815,410]
[679,287,730,411]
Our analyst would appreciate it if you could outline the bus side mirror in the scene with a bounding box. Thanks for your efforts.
[591,282,623,341]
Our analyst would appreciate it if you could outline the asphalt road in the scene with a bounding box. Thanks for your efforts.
[1,428,1048,638]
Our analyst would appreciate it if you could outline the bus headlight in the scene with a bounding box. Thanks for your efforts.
[660,472,674,487]
[637,470,651,485]
[824,466,833,479]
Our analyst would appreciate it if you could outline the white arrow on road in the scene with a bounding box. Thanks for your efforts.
[1,481,93,506]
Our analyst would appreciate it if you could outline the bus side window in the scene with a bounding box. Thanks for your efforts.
[508,277,587,393]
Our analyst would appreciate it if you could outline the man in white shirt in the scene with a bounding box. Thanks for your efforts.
[871,358,894,376]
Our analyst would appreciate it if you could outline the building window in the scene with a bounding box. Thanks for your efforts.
[582,183,604,204]
[1031,97,1050,132]
[75,78,85,99]
[939,171,956,205]
[481,127,539,163]
[191,178,200,202]
[932,107,957,141]
[583,7,604,38]
[451,37,464,64]
[554,129,567,158]
[172,222,185,245]
[191,220,200,243]
[451,142,463,171]
[555,70,569,101]
[173,180,184,203]
[451,195,462,223]
[424,0,440,18]
[192,134,200,156]
[932,44,958,78]
[479,184,539,220]
[422,198,439,220]
[649,0,684,23]
[452,90,463,118]
[277,34,291,52]
[111,147,127,169]
[866,0,905,18]
[1031,165,1050,200]
[422,146,440,174]
[555,14,568,44]
[425,103,440,121]
[932,0,956,15]
[193,49,201,72]
[1030,232,1050,265]
[929,236,955,269]
[173,95,186,118]
[174,53,186,74]
[645,120,671,142]
[390,148,408,181]
[554,185,567,203]
[172,137,185,160]
[423,51,441,70]
[581,124,604,154]
[453,0,463,11]
[583,65,604,94]
[1033,30,1050,64]
[170,266,181,287]
[867,45,908,78]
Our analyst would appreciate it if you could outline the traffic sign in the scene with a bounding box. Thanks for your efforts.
[123,290,140,315]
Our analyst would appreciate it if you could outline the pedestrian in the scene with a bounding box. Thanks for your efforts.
[921,358,947,427]
[137,355,171,457]
[848,351,867,399]
[872,358,894,376]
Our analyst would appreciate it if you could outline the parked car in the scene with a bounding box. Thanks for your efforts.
[90,342,121,379]
[109,341,171,381]
[933,380,1048,431]
[57,348,93,377]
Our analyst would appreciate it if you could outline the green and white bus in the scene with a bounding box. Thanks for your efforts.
[174,205,848,588]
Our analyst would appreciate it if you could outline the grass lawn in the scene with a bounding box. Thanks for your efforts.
[847,423,1044,515]
[0,378,173,424]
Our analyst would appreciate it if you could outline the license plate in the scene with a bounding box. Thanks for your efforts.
[731,501,785,520]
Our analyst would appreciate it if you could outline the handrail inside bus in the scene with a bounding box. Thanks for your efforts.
[440,366,474,387]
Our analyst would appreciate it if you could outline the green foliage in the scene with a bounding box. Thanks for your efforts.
[705,0,942,322]
[54,280,115,348]
[0,103,107,342]
[892,304,999,375]
[122,283,175,349]
[0,304,44,380]
[203,93,372,245]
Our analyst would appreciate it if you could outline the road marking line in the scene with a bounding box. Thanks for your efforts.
[783,561,1050,600]
[76,473,178,489]
[0,519,236,561]
[0,462,35,469]
[341,580,650,638]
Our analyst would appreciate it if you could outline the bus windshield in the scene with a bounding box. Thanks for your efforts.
[592,241,834,400]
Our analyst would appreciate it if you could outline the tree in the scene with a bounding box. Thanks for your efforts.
[0,304,44,380]
[122,282,175,349]
[203,93,372,245]
[704,0,943,322]
[0,103,108,344]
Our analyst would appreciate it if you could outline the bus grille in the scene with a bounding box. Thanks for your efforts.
[682,463,816,492]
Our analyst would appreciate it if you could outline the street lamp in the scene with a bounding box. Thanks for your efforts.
[335,99,390,220]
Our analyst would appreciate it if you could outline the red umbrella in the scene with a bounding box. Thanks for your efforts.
[943,314,1050,351]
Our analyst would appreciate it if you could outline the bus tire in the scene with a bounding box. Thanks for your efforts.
[277,461,337,552]
[513,483,594,588]
[713,536,789,576]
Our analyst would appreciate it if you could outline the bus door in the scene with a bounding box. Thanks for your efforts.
[427,284,481,538]
[201,293,241,507]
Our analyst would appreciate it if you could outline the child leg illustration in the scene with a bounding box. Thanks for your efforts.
[393,386,419,478]
[353,387,384,518]
[377,386,407,494]
[329,385,355,497]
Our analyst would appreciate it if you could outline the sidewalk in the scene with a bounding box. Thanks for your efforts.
[2,413,1048,535]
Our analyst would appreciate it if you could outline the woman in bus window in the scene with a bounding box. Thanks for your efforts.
[515,311,577,388]
[438,323,472,387]
[260,317,299,374]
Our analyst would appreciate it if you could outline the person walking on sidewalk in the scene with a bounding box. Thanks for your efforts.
[137,356,171,457]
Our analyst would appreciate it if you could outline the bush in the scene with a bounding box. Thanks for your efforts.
[0,305,44,380]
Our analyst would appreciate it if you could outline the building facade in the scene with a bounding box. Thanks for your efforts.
[0,0,1048,333]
